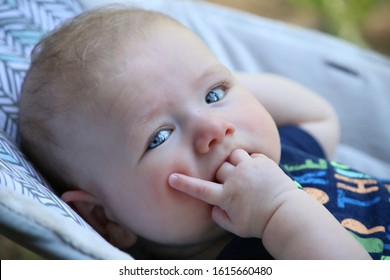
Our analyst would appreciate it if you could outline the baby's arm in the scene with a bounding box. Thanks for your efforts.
[235,73,340,159]
[169,149,371,259]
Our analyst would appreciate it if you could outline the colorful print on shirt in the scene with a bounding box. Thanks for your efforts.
[282,154,390,260]
[278,125,390,260]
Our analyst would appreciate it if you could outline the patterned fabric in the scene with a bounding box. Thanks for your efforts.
[0,129,92,229]
[279,126,390,260]
[0,0,83,142]
[0,0,93,231]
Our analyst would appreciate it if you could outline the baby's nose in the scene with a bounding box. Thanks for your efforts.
[194,115,235,154]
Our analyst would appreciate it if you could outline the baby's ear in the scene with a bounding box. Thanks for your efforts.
[61,190,137,249]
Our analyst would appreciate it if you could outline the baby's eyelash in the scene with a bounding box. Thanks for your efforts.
[213,80,230,91]
[146,127,172,150]
[205,80,230,104]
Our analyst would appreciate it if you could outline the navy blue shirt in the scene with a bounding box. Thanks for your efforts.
[217,126,390,260]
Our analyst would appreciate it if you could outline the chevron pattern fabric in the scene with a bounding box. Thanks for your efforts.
[0,0,84,142]
[0,1,94,230]
[0,129,93,229]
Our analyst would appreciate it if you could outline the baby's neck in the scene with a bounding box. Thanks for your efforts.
[129,234,233,260]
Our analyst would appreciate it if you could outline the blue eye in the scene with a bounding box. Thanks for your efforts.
[205,87,225,104]
[147,129,172,150]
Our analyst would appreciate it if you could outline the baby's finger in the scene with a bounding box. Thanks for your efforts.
[169,173,223,205]
[228,149,251,166]
[250,153,266,159]
[215,161,235,183]
[211,206,234,232]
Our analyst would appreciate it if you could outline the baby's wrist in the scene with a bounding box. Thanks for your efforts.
[258,180,303,236]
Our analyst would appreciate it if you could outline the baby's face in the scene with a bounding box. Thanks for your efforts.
[84,22,280,246]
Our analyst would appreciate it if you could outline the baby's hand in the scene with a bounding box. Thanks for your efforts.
[168,149,297,238]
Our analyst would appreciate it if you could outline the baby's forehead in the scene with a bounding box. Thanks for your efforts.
[83,13,217,116]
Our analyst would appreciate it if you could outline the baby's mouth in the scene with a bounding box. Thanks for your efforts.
[211,154,231,183]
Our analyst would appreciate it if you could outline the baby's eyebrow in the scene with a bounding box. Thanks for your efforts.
[195,64,231,84]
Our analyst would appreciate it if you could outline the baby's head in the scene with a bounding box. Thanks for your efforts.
[19,6,280,254]
[20,6,176,194]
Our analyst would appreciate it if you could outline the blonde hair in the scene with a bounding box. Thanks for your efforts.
[19,6,179,194]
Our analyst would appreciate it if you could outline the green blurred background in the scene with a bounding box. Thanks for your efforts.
[1,0,389,260]
[209,0,390,56]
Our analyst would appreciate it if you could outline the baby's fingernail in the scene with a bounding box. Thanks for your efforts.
[169,174,179,187]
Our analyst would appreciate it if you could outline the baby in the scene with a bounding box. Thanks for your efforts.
[19,6,389,259]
